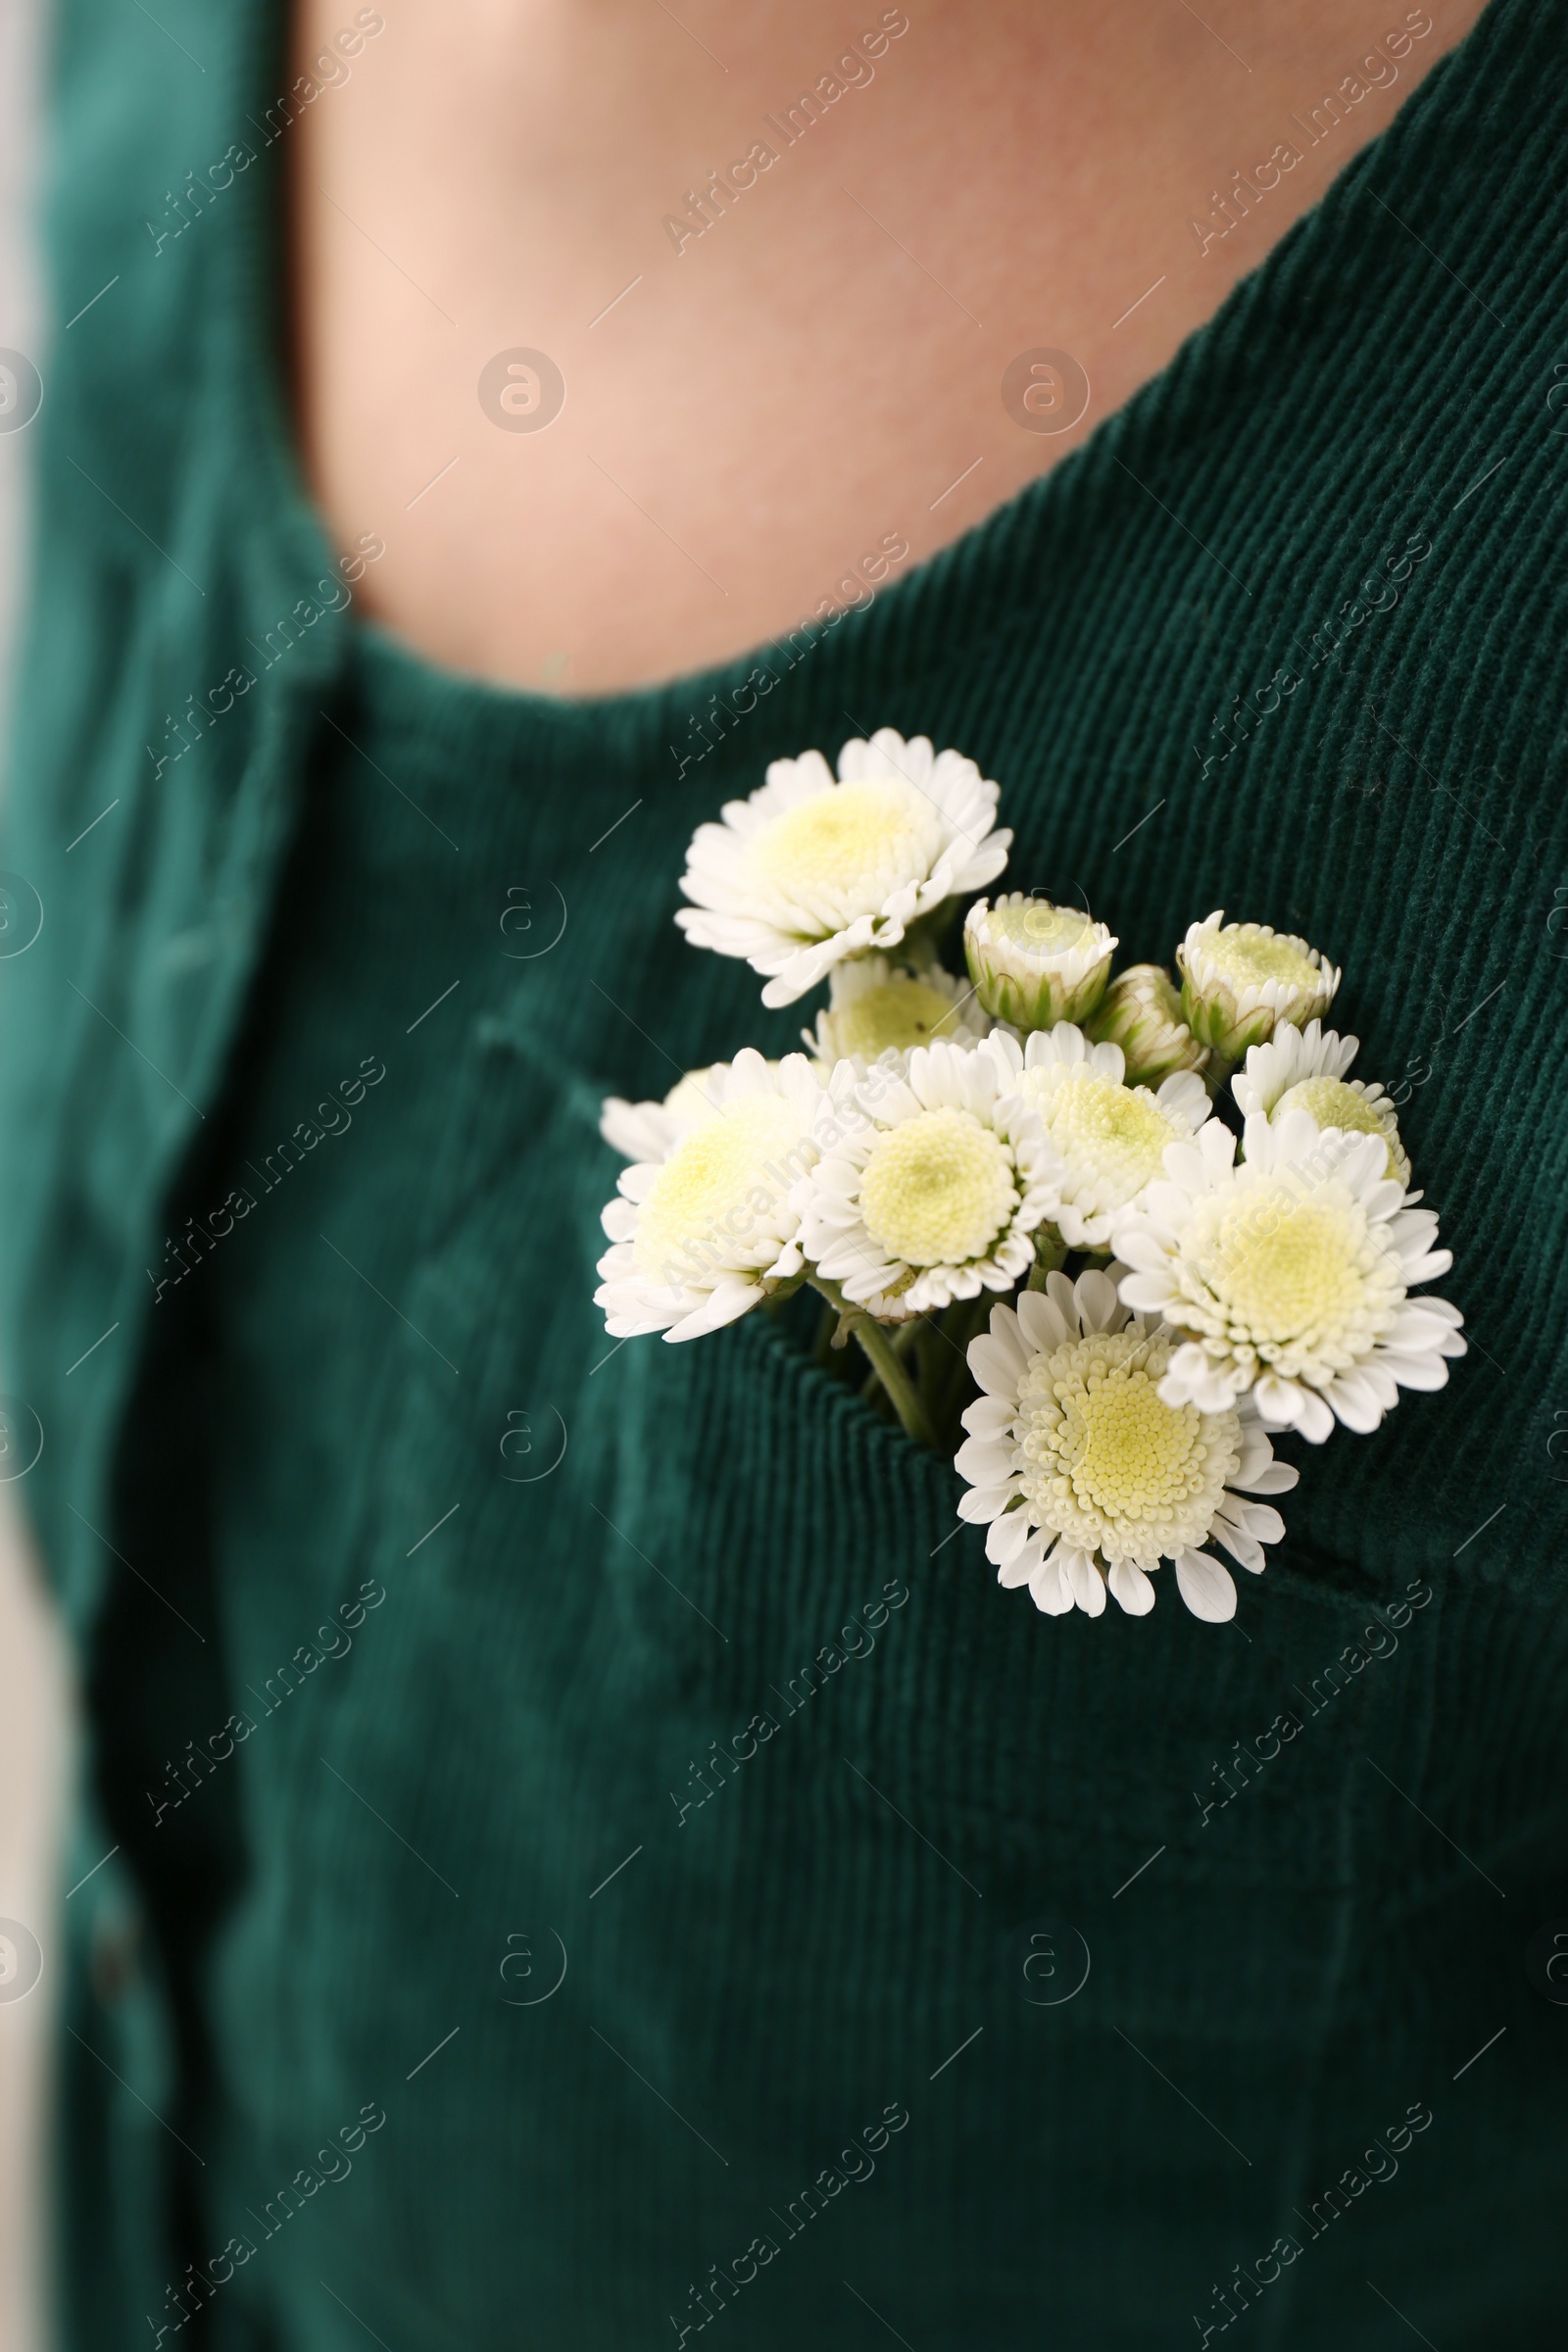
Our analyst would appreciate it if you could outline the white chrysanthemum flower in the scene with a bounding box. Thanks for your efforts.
[675,729,1011,1009]
[1112,1111,1465,1443]
[595,1050,828,1341]
[803,956,989,1070]
[792,1039,1054,1319]
[1232,1020,1409,1186]
[984,1024,1214,1250]
[1177,909,1341,1060]
[600,1065,727,1161]
[1085,961,1209,1085]
[956,1270,1298,1622]
[963,893,1116,1031]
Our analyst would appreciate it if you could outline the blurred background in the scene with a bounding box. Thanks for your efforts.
[1,1,72,2347]
[1,0,42,718]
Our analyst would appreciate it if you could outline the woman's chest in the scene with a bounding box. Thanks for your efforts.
[285,0,1476,695]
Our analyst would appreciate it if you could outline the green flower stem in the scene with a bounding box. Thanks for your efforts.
[1203,1051,1239,1100]
[1026,1226,1068,1290]
[808,1278,936,1449]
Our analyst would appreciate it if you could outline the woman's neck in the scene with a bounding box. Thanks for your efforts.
[290,0,1487,694]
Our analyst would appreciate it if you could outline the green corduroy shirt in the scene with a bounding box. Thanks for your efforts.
[2,0,1565,2344]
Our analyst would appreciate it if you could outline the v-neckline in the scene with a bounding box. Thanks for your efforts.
[228,0,1509,737]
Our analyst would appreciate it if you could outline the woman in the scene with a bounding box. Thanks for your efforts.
[2,0,1561,2343]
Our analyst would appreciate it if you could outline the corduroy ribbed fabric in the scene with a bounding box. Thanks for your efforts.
[2,0,1566,2344]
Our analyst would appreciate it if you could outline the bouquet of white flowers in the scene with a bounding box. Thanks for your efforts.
[595,730,1463,1626]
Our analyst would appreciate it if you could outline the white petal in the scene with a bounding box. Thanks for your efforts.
[1211,1523,1265,1574]
[960,1395,1015,1440]
[1119,1273,1176,1316]
[1106,1560,1156,1615]
[1376,1349,1450,1393]
[1012,1525,1050,1577]
[955,1433,1011,1487]
[1028,1562,1074,1615]
[1043,1268,1080,1327]
[983,1030,1025,1083]
[1014,1289,1069,1355]
[1198,1120,1240,1175]
[1110,1229,1170,1276]
[1073,1268,1122,1333]
[986,1509,1036,1569]
[1160,1140,1213,1193]
[1155,1069,1210,1128]
[1384,1307,1456,1350]
[1174,1550,1237,1622]
[674,1279,766,1338]
[957,1485,1013,1524]
[1326,1368,1386,1433]
[1062,1549,1106,1616]
[1290,1385,1337,1444]
[1250,1372,1298,1426]
[1230,1460,1298,1495]
[1401,1251,1453,1286]
[969,1327,1028,1398]
[1254,1371,1331,1441]
[601,1198,640,1243]
[1358,1177,1407,1225]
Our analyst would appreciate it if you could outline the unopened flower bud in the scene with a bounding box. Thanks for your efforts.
[1085,962,1208,1086]
[1176,910,1340,1064]
[963,894,1116,1032]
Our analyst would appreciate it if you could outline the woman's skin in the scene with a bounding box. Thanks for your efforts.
[291,0,1488,696]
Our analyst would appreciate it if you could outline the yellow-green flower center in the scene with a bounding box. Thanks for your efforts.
[830,978,964,1060]
[1200,1195,1372,1344]
[1165,1166,1405,1383]
[858,1106,1014,1268]
[1015,1330,1236,1563]
[754,782,926,901]
[990,898,1098,959]
[1275,1076,1402,1179]
[637,1095,806,1279]
[1204,925,1320,992]
[1034,1072,1170,1185]
[1026,1068,1176,1201]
